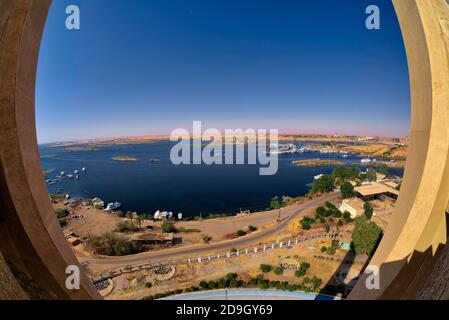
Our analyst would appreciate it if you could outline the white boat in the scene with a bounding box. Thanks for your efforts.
[74,170,79,174]
[82,167,87,172]
[361,158,372,163]
[105,202,122,212]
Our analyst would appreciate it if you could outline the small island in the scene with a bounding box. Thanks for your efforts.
[293,159,347,167]
[112,156,140,162]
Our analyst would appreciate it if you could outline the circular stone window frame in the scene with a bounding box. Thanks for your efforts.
[0,0,448,300]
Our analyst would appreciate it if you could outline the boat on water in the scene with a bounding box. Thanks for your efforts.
[154,210,174,220]
[105,202,122,212]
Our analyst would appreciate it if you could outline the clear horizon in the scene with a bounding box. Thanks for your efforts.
[36,0,410,144]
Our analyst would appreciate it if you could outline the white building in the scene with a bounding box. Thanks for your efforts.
[339,199,365,219]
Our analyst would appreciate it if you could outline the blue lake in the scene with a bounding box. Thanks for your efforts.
[39,141,403,217]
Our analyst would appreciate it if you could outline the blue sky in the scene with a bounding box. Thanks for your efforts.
[36,0,410,143]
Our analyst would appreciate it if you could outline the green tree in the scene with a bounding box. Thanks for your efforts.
[311,174,335,194]
[315,206,326,218]
[208,280,217,290]
[218,278,227,289]
[340,181,354,199]
[229,279,238,288]
[295,262,310,277]
[300,217,315,230]
[311,277,322,291]
[270,197,281,210]
[55,208,69,219]
[351,217,383,256]
[364,201,374,219]
[343,211,352,223]
[366,168,377,182]
[332,166,360,180]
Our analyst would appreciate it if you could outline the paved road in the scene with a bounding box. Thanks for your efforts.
[162,289,339,301]
[80,192,338,272]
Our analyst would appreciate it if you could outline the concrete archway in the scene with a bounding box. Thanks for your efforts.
[0,0,448,300]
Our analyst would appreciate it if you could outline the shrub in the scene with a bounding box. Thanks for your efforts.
[326,246,336,255]
[237,230,247,237]
[199,281,208,290]
[115,220,139,233]
[338,219,344,227]
[248,225,257,232]
[161,221,177,233]
[229,279,238,288]
[260,264,273,273]
[115,210,125,218]
[58,218,67,227]
[321,246,327,253]
[85,232,144,256]
[295,262,311,277]
[202,234,212,243]
[273,267,284,275]
[55,208,69,219]
[325,201,336,210]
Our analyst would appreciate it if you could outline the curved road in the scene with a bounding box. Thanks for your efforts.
[163,289,338,300]
[81,192,338,272]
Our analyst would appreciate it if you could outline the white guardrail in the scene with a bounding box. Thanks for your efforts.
[92,232,335,283]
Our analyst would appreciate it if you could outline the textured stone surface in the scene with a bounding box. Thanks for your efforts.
[348,0,449,300]
[0,0,100,300]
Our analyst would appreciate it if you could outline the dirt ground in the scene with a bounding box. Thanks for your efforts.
[106,242,364,300]
[59,198,318,252]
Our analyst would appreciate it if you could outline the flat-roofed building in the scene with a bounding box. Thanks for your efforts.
[354,182,400,201]
[340,198,365,219]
